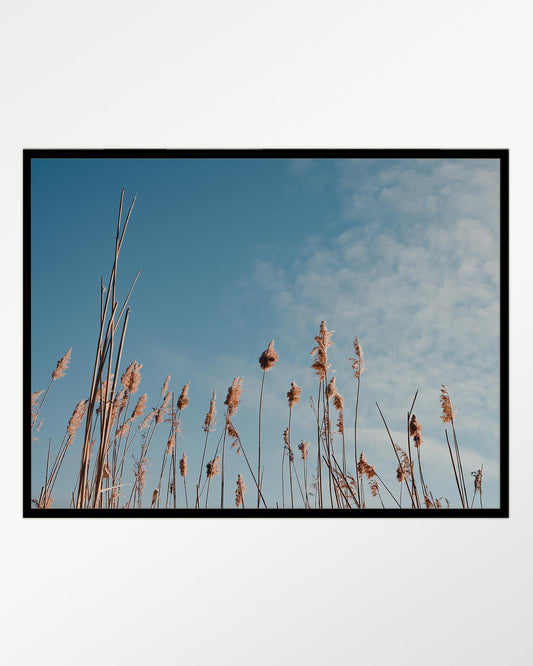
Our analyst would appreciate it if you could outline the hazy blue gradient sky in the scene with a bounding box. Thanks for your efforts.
[31,156,501,508]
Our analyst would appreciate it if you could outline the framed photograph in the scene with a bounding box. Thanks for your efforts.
[24,149,508,517]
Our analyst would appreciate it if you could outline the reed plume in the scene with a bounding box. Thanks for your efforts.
[203,391,217,432]
[287,381,301,408]
[52,347,72,381]
[350,337,364,379]
[298,440,310,508]
[235,473,246,508]
[259,340,279,371]
[33,347,73,432]
[132,393,147,420]
[133,447,149,508]
[258,341,278,508]
[66,399,88,446]
[177,382,190,410]
[180,453,187,477]
[409,414,422,448]
[180,452,188,507]
[440,385,455,423]
[166,433,176,455]
[225,377,243,417]
[227,419,241,453]
[357,452,376,479]
[207,456,220,479]
[311,321,333,380]
[298,440,309,460]
[31,390,44,428]
[222,378,243,508]
[471,466,483,508]
[161,374,171,396]
[121,361,142,393]
[156,391,172,424]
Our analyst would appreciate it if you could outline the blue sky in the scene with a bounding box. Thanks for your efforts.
[31,156,501,508]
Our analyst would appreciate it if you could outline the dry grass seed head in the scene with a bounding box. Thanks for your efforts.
[333,392,344,411]
[410,414,423,448]
[235,473,246,507]
[66,399,88,445]
[224,377,243,417]
[336,411,344,435]
[52,347,72,381]
[311,321,333,380]
[298,440,309,460]
[156,392,172,424]
[203,391,217,432]
[357,452,376,479]
[394,444,413,480]
[32,390,44,409]
[440,385,455,423]
[161,374,171,396]
[131,393,147,420]
[134,454,149,495]
[226,418,240,451]
[116,422,131,438]
[326,376,337,399]
[287,381,302,408]
[166,433,176,455]
[180,453,187,477]
[259,340,279,371]
[472,468,483,493]
[350,337,364,379]
[121,360,142,393]
[140,409,156,429]
[177,382,190,411]
[206,455,221,479]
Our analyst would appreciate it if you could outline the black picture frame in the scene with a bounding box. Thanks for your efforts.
[23,148,509,518]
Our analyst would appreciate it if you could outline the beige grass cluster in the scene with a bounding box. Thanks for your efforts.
[298,440,309,460]
[409,414,423,448]
[311,321,333,380]
[235,473,246,507]
[440,385,455,423]
[224,377,243,417]
[357,452,376,479]
[287,381,301,407]
[177,382,190,411]
[203,391,217,432]
[121,360,142,393]
[206,455,221,478]
[52,347,72,381]
[259,340,279,371]
[350,337,364,379]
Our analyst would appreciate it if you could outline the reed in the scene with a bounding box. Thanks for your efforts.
[258,341,278,507]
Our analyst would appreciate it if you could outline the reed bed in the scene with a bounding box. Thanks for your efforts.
[31,192,486,510]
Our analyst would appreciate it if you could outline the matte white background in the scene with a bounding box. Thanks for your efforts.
[1,1,530,665]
